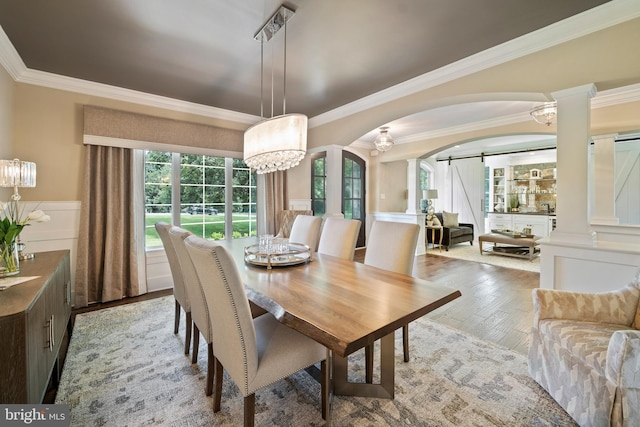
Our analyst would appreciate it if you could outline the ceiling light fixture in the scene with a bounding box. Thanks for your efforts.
[530,102,557,126]
[374,127,395,152]
[243,5,307,174]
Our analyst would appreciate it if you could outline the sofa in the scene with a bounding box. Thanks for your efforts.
[528,276,640,426]
[426,212,474,251]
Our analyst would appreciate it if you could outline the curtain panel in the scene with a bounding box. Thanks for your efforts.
[75,145,140,307]
[263,171,289,235]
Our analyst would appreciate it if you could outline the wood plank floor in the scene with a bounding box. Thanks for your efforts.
[47,249,537,403]
[354,248,538,355]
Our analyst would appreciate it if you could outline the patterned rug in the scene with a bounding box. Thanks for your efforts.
[56,296,575,426]
[428,243,540,272]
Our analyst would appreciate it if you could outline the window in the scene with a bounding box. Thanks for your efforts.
[310,153,327,217]
[144,151,257,248]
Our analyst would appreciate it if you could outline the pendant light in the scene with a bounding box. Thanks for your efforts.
[243,5,307,174]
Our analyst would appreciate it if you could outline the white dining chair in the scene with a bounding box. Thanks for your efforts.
[155,222,192,356]
[184,235,327,426]
[317,217,361,260]
[288,214,323,251]
[167,226,219,398]
[363,220,420,380]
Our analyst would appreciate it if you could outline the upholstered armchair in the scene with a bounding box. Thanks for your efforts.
[275,209,312,238]
[528,275,640,427]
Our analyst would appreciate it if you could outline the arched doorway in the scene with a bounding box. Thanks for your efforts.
[343,151,366,247]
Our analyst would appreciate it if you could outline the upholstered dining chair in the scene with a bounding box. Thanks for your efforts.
[167,226,218,398]
[184,235,327,426]
[363,221,420,380]
[317,217,361,260]
[155,222,192,356]
[288,214,323,251]
[275,209,312,238]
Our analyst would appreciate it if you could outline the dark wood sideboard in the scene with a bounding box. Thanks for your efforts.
[0,250,71,403]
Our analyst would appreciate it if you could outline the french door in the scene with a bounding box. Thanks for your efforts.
[343,152,366,247]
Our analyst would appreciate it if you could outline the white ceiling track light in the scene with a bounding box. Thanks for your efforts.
[243,5,307,174]
[374,126,395,152]
[530,102,557,126]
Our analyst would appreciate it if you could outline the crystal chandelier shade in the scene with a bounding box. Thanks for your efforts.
[244,114,307,174]
[374,127,395,152]
[530,102,557,126]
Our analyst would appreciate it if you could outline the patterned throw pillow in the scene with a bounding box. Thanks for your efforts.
[443,211,459,227]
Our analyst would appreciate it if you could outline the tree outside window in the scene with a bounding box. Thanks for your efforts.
[144,151,256,248]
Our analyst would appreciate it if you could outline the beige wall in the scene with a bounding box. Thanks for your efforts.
[9,83,248,202]
[0,66,12,200]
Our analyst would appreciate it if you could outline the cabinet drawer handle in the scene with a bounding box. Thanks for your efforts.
[50,314,55,350]
[44,318,51,350]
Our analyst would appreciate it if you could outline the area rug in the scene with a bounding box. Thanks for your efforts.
[428,243,540,272]
[56,296,575,426]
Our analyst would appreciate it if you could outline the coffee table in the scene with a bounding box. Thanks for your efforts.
[479,232,541,261]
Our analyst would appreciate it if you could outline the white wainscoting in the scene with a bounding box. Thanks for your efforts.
[146,248,173,292]
[540,239,640,292]
[289,199,312,211]
[17,201,80,301]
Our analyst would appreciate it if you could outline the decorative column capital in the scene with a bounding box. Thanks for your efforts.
[552,83,597,101]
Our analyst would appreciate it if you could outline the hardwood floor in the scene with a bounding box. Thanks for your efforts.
[354,248,538,355]
[47,249,537,403]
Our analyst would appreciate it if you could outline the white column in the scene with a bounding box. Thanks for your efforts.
[549,83,597,245]
[325,145,344,217]
[591,134,619,225]
[406,158,422,214]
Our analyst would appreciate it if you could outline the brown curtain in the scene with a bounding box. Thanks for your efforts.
[263,170,289,235]
[75,145,140,308]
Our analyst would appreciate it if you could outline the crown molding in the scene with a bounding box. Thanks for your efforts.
[0,26,258,125]
[309,0,640,128]
[0,25,26,79]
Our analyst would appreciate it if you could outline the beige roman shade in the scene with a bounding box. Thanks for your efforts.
[83,105,244,154]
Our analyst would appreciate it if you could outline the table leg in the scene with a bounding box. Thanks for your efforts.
[333,332,395,399]
[324,348,333,425]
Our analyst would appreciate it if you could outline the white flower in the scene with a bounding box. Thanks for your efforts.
[25,209,51,223]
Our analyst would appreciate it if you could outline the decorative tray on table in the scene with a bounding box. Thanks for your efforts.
[244,242,311,269]
[491,229,535,238]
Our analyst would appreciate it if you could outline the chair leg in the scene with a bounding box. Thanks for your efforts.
[244,394,255,427]
[184,312,192,355]
[403,324,409,362]
[365,344,373,383]
[206,343,214,396]
[192,325,200,364]
[174,300,180,334]
[320,360,327,420]
[213,357,223,412]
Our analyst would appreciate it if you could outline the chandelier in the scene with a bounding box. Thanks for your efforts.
[530,102,557,126]
[374,127,395,152]
[243,5,307,174]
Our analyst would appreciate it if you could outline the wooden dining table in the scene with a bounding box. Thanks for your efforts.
[218,237,461,418]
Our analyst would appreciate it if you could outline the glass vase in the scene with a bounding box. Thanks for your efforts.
[0,240,20,277]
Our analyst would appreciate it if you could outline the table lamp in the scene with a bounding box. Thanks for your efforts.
[426,189,438,218]
[0,158,37,259]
